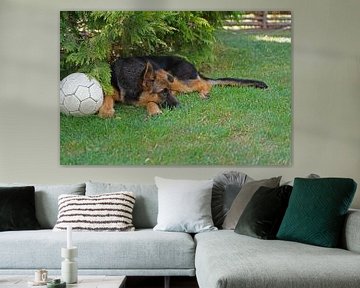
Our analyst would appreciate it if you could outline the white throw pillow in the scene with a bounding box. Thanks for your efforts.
[153,177,217,233]
[53,192,135,232]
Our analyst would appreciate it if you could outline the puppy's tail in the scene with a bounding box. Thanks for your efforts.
[201,75,268,89]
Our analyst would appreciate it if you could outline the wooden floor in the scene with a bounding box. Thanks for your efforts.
[126,276,199,288]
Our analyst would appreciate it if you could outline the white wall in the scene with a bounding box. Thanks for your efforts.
[0,0,359,208]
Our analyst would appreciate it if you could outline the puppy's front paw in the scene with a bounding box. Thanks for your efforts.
[98,107,115,118]
[147,102,162,116]
[149,109,163,116]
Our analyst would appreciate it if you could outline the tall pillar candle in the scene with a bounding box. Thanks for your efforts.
[67,225,72,249]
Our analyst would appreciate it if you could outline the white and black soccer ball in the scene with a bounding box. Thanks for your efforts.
[60,73,104,116]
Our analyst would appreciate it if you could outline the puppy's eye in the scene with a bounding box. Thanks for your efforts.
[160,89,170,96]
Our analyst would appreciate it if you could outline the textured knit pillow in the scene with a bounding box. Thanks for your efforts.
[235,185,292,239]
[86,181,158,229]
[153,177,217,233]
[212,171,251,228]
[222,176,281,229]
[0,186,41,231]
[277,178,357,247]
[53,192,136,231]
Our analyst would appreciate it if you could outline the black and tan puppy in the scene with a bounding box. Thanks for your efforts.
[99,57,178,118]
[99,55,267,117]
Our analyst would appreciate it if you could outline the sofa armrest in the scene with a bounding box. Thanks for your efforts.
[342,209,360,253]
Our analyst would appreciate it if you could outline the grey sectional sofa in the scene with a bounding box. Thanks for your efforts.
[195,215,360,288]
[0,181,360,288]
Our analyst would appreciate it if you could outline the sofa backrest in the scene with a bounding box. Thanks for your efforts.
[86,181,158,229]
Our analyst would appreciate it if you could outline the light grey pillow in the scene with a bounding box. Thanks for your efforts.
[222,177,281,230]
[0,183,85,228]
[153,177,217,233]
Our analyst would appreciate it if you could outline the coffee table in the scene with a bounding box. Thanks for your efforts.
[0,275,126,288]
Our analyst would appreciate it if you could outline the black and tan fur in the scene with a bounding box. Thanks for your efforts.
[99,57,178,118]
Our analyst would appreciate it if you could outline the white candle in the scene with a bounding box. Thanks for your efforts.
[67,225,72,249]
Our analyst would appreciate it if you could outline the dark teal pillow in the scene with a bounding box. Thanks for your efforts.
[277,178,357,247]
[0,186,41,231]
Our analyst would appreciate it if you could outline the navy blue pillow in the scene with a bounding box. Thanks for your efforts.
[0,186,41,231]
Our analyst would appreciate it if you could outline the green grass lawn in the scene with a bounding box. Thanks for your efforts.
[60,29,292,165]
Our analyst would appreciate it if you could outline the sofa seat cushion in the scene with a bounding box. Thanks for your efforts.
[0,229,195,271]
[195,230,360,288]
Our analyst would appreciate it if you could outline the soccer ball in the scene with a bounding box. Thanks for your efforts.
[60,73,104,116]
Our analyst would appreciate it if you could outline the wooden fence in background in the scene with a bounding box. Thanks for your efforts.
[225,11,292,30]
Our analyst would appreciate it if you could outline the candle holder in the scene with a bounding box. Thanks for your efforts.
[61,247,78,284]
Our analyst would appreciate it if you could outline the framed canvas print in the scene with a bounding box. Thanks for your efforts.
[60,11,292,166]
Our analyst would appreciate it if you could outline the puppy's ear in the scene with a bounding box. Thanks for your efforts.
[143,62,154,81]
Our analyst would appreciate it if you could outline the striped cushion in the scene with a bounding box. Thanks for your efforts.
[53,192,136,232]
